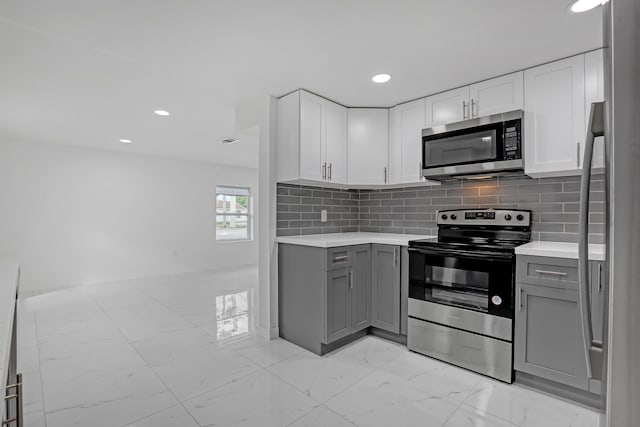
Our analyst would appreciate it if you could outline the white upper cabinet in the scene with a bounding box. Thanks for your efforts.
[277,91,301,183]
[389,99,425,184]
[425,87,469,128]
[469,71,524,118]
[348,109,389,186]
[424,72,523,129]
[276,90,348,185]
[299,91,324,181]
[585,49,605,171]
[524,55,586,177]
[324,100,348,184]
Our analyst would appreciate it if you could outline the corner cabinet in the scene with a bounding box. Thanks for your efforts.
[514,255,606,394]
[279,243,404,355]
[347,109,389,185]
[277,90,347,185]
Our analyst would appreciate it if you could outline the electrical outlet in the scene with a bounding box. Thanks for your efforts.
[321,209,328,222]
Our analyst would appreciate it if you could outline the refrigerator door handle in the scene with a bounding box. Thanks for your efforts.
[578,101,605,379]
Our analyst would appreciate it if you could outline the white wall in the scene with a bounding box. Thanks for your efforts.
[0,139,258,293]
[236,95,278,339]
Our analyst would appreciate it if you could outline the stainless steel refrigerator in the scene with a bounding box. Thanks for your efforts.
[584,0,640,425]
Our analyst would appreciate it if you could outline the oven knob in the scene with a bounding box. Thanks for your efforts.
[450,214,457,220]
[517,214,524,221]
[441,214,448,220]
[491,295,503,306]
[504,214,512,221]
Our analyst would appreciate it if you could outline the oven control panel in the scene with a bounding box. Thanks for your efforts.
[438,209,531,227]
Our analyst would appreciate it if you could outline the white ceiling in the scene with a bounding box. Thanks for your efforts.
[0,1,602,167]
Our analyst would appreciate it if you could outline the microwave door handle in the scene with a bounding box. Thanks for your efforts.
[578,101,605,379]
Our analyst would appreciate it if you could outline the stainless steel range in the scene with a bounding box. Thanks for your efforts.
[407,208,531,383]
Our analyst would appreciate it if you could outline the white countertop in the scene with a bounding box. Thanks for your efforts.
[277,232,435,248]
[515,241,606,261]
[0,255,19,411]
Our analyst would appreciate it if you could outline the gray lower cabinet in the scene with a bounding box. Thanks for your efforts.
[279,242,402,355]
[514,255,607,393]
[371,244,400,334]
[326,267,352,343]
[514,283,589,390]
[351,245,371,332]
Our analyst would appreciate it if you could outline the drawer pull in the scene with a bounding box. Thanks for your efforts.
[333,255,349,262]
[535,269,568,277]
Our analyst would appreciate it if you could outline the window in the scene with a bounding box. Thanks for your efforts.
[216,186,251,241]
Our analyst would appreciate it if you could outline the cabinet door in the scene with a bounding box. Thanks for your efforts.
[425,86,470,128]
[325,101,348,184]
[351,245,371,332]
[514,283,589,390]
[585,49,605,170]
[347,109,389,185]
[524,55,586,177]
[277,91,301,182]
[326,268,352,343]
[389,99,427,184]
[469,71,524,118]
[371,244,400,333]
[299,91,324,181]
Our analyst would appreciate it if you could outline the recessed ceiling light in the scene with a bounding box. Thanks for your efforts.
[217,137,240,145]
[154,110,170,116]
[372,73,391,83]
[119,139,132,144]
[568,0,607,13]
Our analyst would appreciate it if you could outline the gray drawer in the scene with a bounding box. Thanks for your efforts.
[326,247,352,270]
[516,255,579,290]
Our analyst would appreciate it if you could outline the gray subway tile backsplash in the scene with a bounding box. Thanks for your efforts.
[276,174,606,243]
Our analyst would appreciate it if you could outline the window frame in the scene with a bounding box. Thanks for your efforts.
[215,186,252,242]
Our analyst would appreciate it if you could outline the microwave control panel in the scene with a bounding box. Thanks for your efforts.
[503,119,521,160]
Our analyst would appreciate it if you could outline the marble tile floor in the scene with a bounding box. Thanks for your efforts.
[18,267,605,427]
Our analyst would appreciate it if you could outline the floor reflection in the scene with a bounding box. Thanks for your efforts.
[216,290,251,341]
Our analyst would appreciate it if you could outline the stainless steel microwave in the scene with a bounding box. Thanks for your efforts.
[421,110,523,180]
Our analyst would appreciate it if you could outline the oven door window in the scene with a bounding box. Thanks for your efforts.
[427,264,490,311]
[409,250,514,317]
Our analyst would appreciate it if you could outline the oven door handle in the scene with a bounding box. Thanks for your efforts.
[408,247,514,261]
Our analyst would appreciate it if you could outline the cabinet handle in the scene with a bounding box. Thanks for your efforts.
[577,142,581,168]
[462,101,467,120]
[393,248,397,266]
[333,255,349,263]
[535,269,568,277]
[384,167,387,184]
[597,263,603,293]
[328,163,332,181]
[322,163,327,180]
[419,162,423,181]
[471,99,476,117]
[349,271,353,290]
[519,287,524,311]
